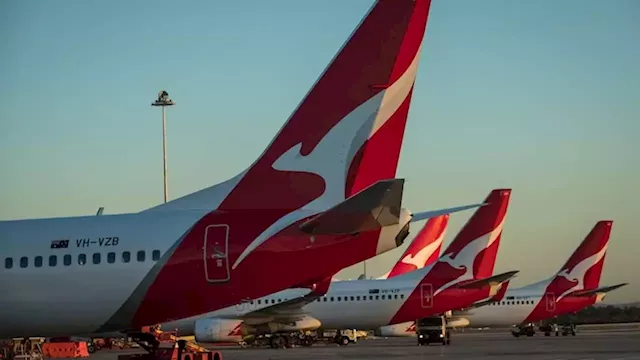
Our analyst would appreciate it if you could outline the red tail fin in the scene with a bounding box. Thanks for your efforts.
[554,220,612,291]
[439,189,511,280]
[214,0,432,213]
[384,214,449,278]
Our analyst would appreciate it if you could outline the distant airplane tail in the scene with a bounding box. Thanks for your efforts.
[437,189,511,282]
[550,221,613,299]
[378,214,449,279]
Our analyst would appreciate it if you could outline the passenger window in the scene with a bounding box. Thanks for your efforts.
[137,251,145,262]
[257,300,261,305]
[122,251,131,263]
[20,257,28,268]
[375,295,379,300]
[400,294,405,299]
[93,253,101,264]
[34,256,43,267]
[64,254,71,266]
[394,294,398,300]
[323,297,327,302]
[152,250,161,261]
[350,296,354,301]
[356,296,360,301]
[271,299,275,304]
[337,297,342,301]
[330,297,334,302]
[369,296,373,300]
[78,254,86,265]
[4,258,13,269]
[49,255,57,267]
[107,252,116,264]
[382,295,386,300]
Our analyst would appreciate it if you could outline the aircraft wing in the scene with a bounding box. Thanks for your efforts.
[454,271,519,290]
[570,283,628,297]
[299,178,405,235]
[234,292,321,324]
[457,279,512,311]
[234,277,331,324]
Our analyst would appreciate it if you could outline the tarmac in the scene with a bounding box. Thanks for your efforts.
[89,329,640,360]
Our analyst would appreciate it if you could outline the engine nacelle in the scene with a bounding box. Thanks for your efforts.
[194,318,244,343]
[374,321,416,337]
[244,315,322,335]
[446,317,470,328]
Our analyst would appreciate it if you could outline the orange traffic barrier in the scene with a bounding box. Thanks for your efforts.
[42,342,89,358]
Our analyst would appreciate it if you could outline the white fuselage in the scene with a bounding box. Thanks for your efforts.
[0,210,206,337]
[163,269,429,334]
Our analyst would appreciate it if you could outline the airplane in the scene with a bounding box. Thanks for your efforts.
[0,0,489,340]
[377,220,629,337]
[159,189,517,347]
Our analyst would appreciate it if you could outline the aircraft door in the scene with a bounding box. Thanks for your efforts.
[420,284,434,308]
[204,224,230,283]
[545,293,556,313]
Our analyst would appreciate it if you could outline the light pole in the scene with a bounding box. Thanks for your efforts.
[151,90,175,203]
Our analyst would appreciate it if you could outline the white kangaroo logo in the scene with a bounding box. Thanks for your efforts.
[555,244,608,301]
[400,232,446,269]
[433,217,505,296]
[232,47,423,269]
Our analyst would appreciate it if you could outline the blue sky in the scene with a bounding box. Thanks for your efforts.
[1,0,638,303]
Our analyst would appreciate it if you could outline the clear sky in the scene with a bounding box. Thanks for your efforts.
[1,0,638,303]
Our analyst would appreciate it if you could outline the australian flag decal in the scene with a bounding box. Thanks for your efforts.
[50,239,69,249]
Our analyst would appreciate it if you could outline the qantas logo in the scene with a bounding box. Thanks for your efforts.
[400,237,443,270]
[228,323,243,337]
[231,46,423,270]
[432,216,505,296]
[406,322,416,332]
[555,244,608,301]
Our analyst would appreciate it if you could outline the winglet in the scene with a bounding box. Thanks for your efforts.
[299,178,404,235]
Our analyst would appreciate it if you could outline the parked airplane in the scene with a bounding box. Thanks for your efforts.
[375,189,511,337]
[378,220,628,337]
[160,189,516,347]
[0,0,488,339]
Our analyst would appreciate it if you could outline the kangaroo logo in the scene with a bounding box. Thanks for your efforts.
[432,217,505,296]
[555,244,608,301]
[232,46,423,270]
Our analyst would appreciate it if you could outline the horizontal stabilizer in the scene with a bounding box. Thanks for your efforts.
[571,283,628,297]
[410,203,486,222]
[299,179,404,235]
[454,270,519,290]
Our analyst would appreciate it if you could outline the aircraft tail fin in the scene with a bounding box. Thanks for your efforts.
[439,189,512,280]
[383,215,449,279]
[148,0,434,212]
[553,221,613,290]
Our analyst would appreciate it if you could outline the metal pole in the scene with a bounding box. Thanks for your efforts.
[162,106,168,203]
[364,260,367,279]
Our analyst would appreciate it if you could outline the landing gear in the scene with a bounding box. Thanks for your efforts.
[269,335,289,349]
[511,324,535,337]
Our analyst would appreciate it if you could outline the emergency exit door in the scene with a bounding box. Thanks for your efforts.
[421,284,434,308]
[545,293,556,313]
[204,224,230,283]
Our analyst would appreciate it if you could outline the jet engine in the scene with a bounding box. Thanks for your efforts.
[242,315,322,335]
[194,318,244,343]
[374,321,416,337]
